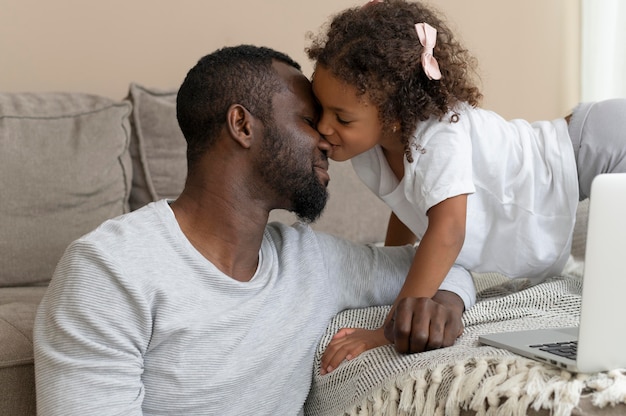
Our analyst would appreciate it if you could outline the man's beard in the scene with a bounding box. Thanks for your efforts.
[289,175,329,223]
[257,122,328,223]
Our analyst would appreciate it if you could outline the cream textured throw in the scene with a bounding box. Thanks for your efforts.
[304,259,626,416]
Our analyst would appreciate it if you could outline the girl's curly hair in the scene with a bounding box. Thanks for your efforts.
[307,0,483,162]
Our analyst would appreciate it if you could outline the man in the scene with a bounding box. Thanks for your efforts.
[34,45,475,415]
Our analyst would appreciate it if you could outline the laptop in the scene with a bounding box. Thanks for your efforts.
[479,173,626,373]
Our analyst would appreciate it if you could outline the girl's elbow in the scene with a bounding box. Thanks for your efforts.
[445,225,466,251]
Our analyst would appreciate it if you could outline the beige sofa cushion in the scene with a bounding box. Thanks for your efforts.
[0,93,132,286]
[127,83,187,210]
[269,161,390,244]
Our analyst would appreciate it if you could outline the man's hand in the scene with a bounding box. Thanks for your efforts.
[384,290,464,354]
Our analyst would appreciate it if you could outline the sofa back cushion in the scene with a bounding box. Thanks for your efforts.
[0,93,132,286]
[126,83,188,211]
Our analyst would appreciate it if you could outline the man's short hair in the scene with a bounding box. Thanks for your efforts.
[176,45,302,169]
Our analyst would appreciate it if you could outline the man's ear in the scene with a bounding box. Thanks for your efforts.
[226,104,254,149]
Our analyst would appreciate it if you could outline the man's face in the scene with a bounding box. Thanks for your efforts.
[255,62,331,223]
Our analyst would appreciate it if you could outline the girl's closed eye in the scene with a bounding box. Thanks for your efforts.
[336,115,351,125]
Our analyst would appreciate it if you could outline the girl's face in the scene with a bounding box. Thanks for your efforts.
[312,65,389,162]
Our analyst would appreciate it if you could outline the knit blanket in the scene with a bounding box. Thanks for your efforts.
[304,258,626,416]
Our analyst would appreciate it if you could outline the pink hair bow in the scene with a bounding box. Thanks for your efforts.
[415,22,442,80]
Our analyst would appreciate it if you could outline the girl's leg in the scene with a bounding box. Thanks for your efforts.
[568,98,626,200]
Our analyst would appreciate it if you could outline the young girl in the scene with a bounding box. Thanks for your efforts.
[308,0,626,373]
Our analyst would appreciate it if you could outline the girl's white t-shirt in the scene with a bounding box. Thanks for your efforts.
[352,104,579,282]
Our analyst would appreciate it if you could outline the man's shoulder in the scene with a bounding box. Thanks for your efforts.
[75,200,170,254]
[264,220,316,245]
[264,220,347,255]
[264,220,413,260]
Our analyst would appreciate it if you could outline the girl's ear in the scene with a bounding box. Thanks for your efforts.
[226,104,254,149]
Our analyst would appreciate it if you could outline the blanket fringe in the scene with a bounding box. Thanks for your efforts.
[443,362,468,416]
[423,366,443,413]
[397,375,417,414]
[342,357,616,416]
[588,370,626,408]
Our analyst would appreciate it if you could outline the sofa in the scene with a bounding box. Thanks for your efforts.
[0,83,391,416]
[1,85,624,416]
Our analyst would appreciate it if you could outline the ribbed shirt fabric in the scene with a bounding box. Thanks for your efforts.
[34,200,475,416]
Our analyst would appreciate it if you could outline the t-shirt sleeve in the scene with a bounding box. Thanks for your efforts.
[406,116,476,212]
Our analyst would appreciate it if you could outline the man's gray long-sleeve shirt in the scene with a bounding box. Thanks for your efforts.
[34,199,475,415]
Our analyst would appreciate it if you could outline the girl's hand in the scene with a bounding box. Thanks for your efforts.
[319,327,388,374]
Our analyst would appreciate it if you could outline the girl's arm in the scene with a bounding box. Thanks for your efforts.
[319,194,469,373]
[385,211,417,246]
[391,193,468,306]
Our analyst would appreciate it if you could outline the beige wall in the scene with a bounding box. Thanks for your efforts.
[439,1,580,120]
[1,0,579,120]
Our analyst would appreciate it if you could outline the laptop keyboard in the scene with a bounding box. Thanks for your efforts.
[530,341,578,360]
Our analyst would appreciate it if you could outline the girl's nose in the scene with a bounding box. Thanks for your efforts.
[316,111,333,137]
[317,134,332,153]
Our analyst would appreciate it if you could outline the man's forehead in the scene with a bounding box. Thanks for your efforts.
[272,61,315,109]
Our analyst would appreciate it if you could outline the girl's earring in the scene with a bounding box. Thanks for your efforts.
[392,125,398,133]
